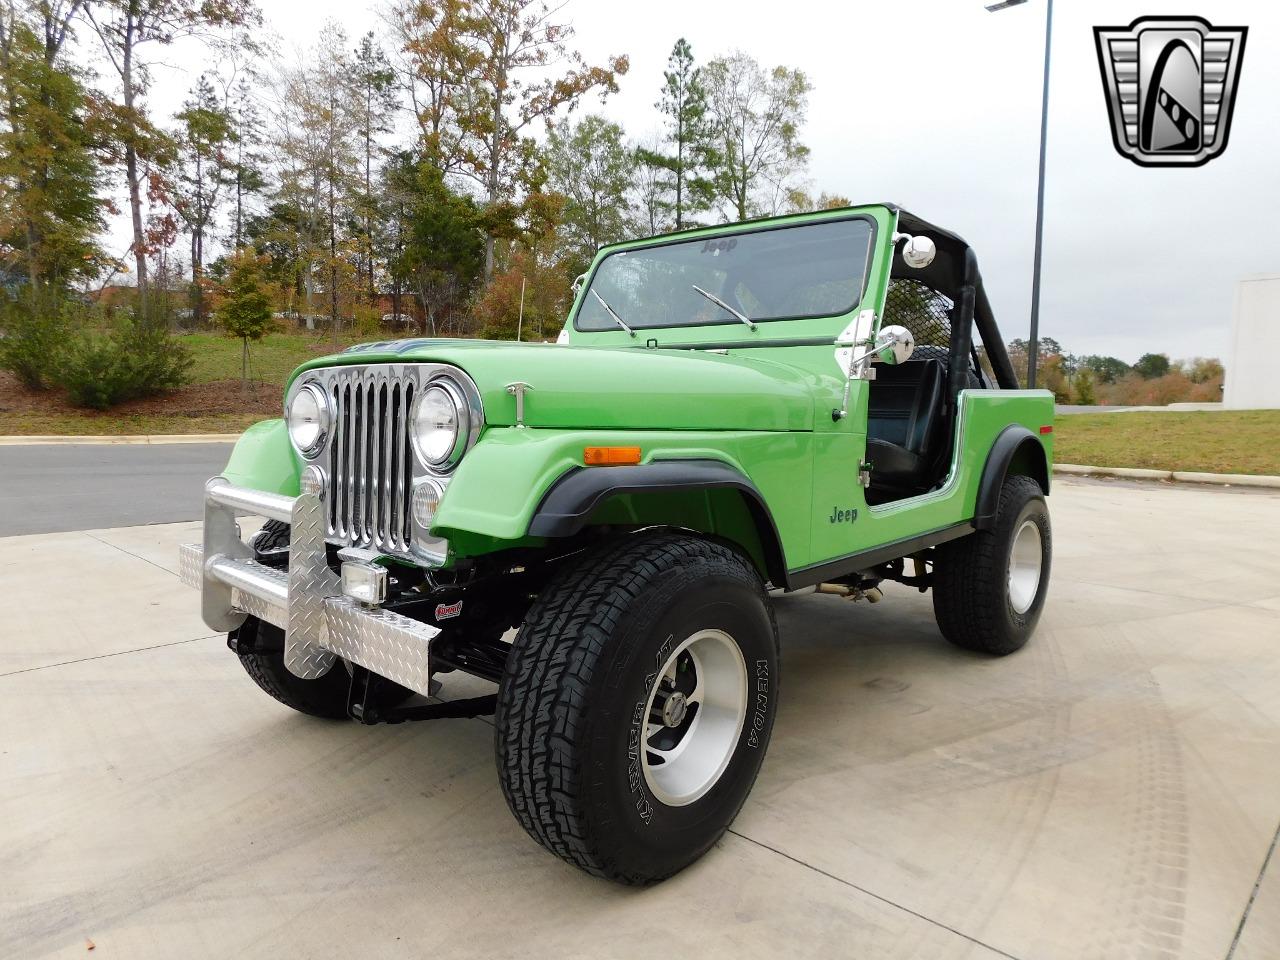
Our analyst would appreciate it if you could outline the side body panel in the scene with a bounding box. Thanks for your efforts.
[434,427,814,569]
[805,389,1054,577]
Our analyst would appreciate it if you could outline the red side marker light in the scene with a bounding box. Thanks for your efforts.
[1040,425,1054,435]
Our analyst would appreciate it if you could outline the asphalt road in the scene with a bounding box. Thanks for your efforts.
[3,477,1279,959]
[0,442,232,536]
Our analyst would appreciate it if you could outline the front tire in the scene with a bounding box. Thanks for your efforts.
[233,616,414,719]
[933,474,1051,655]
[495,531,779,884]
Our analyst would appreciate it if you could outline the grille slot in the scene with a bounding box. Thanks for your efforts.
[327,370,416,552]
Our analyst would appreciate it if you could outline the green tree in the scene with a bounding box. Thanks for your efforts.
[1133,352,1171,380]
[546,115,633,274]
[384,0,475,176]
[631,133,672,236]
[386,157,484,335]
[1183,356,1223,384]
[786,189,851,213]
[215,248,274,388]
[245,199,308,307]
[1008,337,1068,386]
[175,75,235,325]
[637,38,709,230]
[1040,354,1071,403]
[350,32,397,304]
[227,74,267,250]
[454,0,628,281]
[274,21,361,342]
[1073,367,1096,405]
[1079,354,1130,384]
[84,0,259,301]
[0,2,103,296]
[701,52,810,221]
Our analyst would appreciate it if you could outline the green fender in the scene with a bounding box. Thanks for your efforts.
[221,419,303,496]
[433,426,810,575]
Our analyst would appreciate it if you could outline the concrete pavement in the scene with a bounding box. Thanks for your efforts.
[0,443,232,536]
[2,477,1279,959]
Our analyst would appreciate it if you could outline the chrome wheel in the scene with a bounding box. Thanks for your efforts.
[1007,519,1044,615]
[641,629,748,807]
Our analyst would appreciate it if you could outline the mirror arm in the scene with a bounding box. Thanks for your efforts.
[831,339,889,422]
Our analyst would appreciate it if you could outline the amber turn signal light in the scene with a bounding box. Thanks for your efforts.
[583,446,642,466]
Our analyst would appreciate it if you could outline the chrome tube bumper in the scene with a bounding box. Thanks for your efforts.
[180,477,438,696]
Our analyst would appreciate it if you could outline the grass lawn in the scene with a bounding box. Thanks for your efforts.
[184,331,367,386]
[0,411,263,436]
[1053,410,1280,476]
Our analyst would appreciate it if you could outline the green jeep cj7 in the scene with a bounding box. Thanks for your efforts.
[181,203,1054,884]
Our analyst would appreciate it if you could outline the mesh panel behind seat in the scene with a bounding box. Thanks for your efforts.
[882,278,953,349]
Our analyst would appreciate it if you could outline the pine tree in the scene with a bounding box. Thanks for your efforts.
[640,38,710,230]
[175,75,234,325]
[350,32,397,304]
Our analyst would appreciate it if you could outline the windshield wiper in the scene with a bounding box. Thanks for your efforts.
[591,289,635,337]
[691,285,757,332]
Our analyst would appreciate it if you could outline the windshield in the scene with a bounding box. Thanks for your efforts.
[575,217,873,333]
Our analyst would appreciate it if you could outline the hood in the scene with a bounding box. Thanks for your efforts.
[295,338,816,431]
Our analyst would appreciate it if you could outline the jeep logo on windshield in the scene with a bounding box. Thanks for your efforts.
[1094,16,1247,167]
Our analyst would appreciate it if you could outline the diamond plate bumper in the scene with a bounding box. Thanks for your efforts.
[180,477,438,696]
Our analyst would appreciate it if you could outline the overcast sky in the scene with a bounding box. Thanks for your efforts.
[123,0,1278,364]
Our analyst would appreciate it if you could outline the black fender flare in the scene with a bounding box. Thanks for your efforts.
[527,459,788,586]
[974,425,1050,530]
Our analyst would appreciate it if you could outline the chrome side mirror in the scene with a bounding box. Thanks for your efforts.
[571,273,587,295]
[896,234,936,270]
[874,324,915,365]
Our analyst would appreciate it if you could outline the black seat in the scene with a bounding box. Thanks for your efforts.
[865,358,946,494]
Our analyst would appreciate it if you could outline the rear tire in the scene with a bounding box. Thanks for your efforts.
[495,531,779,884]
[933,474,1051,655]
[233,616,414,719]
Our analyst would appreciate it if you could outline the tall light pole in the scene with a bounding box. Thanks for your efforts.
[987,0,1053,388]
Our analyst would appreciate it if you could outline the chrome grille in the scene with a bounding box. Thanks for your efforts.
[326,369,416,553]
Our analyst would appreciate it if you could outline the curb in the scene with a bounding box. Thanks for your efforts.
[0,434,240,446]
[1055,463,1280,489]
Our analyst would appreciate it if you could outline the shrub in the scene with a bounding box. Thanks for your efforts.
[350,303,383,339]
[0,295,71,389]
[473,253,569,341]
[1073,368,1097,405]
[57,316,193,410]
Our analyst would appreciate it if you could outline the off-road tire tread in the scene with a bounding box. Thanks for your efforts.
[253,519,291,559]
[236,620,351,719]
[933,475,1047,655]
[495,531,775,885]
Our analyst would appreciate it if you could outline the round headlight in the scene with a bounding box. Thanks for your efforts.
[411,382,466,467]
[287,382,329,456]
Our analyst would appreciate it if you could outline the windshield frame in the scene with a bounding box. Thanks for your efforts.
[571,212,879,335]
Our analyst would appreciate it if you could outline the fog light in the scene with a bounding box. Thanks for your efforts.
[412,479,442,530]
[341,560,387,605]
[300,465,326,498]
